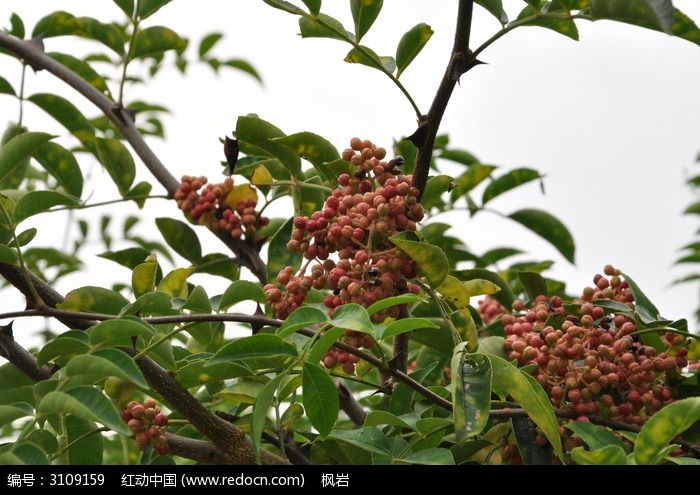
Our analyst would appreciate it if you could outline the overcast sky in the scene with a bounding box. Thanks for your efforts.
[1,1,700,338]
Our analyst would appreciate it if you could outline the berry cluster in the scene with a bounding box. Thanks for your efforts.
[122,399,170,455]
[489,266,688,455]
[175,175,268,240]
[264,138,425,374]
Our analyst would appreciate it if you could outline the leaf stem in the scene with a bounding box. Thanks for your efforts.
[118,5,141,107]
[17,63,26,127]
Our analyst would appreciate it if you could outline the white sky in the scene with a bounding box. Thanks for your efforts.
[1,0,700,343]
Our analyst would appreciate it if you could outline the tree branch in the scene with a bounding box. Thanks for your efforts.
[336,380,367,425]
[0,329,51,381]
[0,33,268,283]
[411,0,475,199]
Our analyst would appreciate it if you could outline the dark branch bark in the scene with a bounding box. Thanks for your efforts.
[0,33,267,282]
[337,380,367,425]
[411,1,475,199]
[0,331,51,381]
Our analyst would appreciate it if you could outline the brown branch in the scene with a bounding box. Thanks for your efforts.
[0,329,51,381]
[390,306,411,377]
[0,33,267,283]
[337,380,367,425]
[411,0,475,200]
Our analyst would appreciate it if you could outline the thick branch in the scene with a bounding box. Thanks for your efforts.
[0,331,51,381]
[0,33,267,283]
[337,380,367,425]
[411,1,475,199]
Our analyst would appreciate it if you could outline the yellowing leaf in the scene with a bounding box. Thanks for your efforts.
[225,184,258,207]
[463,279,501,298]
[132,261,157,298]
[251,165,273,185]
[437,275,470,307]
[157,267,193,297]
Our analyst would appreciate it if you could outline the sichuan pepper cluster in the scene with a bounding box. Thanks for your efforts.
[265,138,425,374]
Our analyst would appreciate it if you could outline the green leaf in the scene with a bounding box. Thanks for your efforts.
[671,9,700,47]
[198,32,223,58]
[219,280,265,311]
[194,253,239,281]
[0,76,15,96]
[132,26,186,58]
[302,0,321,15]
[565,422,627,450]
[236,115,301,176]
[9,13,25,38]
[331,303,375,334]
[95,138,135,195]
[65,349,147,388]
[451,347,491,441]
[15,227,36,246]
[273,132,340,183]
[329,427,391,456]
[113,0,135,18]
[48,52,111,95]
[450,164,497,200]
[132,261,158,297]
[262,0,306,15]
[571,445,628,465]
[398,448,455,465]
[32,11,125,55]
[0,132,54,187]
[222,59,263,83]
[207,334,298,366]
[27,94,95,150]
[0,244,18,264]
[266,218,302,282]
[88,318,156,346]
[351,0,383,42]
[482,168,541,205]
[65,416,103,465]
[250,373,286,460]
[125,181,152,208]
[155,217,201,263]
[38,386,129,434]
[508,208,575,263]
[366,294,423,316]
[634,397,700,464]
[488,354,563,460]
[518,271,548,301]
[3,443,50,465]
[137,0,173,19]
[364,410,413,429]
[0,404,31,426]
[37,335,90,366]
[32,141,84,197]
[277,306,327,339]
[100,247,152,270]
[389,233,449,287]
[590,0,674,34]
[476,0,508,24]
[452,268,515,309]
[57,286,129,315]
[344,46,396,73]
[422,175,453,210]
[517,5,580,40]
[298,13,354,42]
[395,23,434,78]
[13,190,77,223]
[379,317,438,340]
[302,363,339,437]
[308,327,346,364]
[621,272,661,319]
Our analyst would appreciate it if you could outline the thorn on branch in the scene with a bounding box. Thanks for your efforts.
[1,321,13,337]
[223,136,240,175]
[405,121,429,147]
